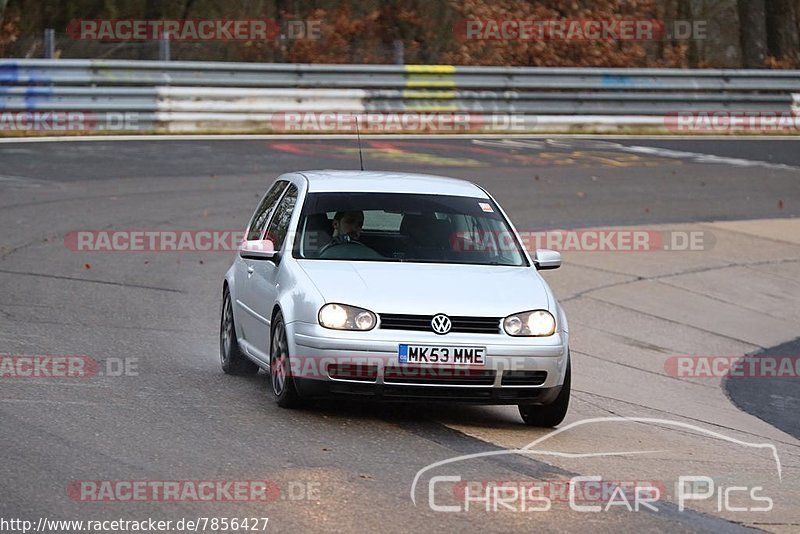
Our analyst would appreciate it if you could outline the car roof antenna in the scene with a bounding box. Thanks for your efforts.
[355,116,365,171]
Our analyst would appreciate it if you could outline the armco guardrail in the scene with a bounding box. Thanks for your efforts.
[1,59,799,133]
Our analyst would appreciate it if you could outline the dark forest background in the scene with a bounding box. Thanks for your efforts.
[1,0,798,67]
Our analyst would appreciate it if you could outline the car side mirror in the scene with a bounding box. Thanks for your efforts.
[534,248,561,270]
[239,239,280,262]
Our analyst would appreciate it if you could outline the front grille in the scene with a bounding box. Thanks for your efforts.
[379,313,501,334]
[383,385,494,400]
[380,386,545,401]
[326,382,551,403]
[501,370,548,386]
[384,366,495,385]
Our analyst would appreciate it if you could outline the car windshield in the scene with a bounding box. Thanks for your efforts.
[292,192,527,266]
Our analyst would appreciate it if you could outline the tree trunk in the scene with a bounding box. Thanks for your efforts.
[766,0,799,62]
[139,0,164,60]
[275,0,287,62]
[677,0,698,68]
[738,0,768,67]
[181,0,197,20]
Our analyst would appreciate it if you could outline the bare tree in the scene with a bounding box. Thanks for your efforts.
[677,0,699,67]
[765,0,799,63]
[181,0,196,20]
[737,0,768,67]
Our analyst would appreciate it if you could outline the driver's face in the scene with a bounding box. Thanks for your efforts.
[334,212,364,239]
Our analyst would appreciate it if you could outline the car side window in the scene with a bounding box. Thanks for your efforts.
[247,180,288,241]
[265,184,299,250]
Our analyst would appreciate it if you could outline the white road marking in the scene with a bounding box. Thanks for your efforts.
[0,174,43,188]
[617,144,800,172]
[474,137,800,171]
[0,174,65,190]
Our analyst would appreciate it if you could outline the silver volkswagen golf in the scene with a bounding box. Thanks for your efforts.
[220,170,570,426]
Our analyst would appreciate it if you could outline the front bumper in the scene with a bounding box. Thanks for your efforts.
[287,321,569,405]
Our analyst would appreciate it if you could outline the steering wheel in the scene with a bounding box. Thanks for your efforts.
[318,237,382,259]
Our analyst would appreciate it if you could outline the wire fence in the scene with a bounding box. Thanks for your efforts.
[2,31,413,64]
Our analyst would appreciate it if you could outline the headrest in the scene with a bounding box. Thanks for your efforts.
[303,213,332,255]
[400,213,433,237]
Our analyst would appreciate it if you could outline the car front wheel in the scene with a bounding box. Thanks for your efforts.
[518,356,571,427]
[270,312,301,408]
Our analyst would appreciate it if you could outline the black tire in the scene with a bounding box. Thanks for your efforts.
[519,356,571,427]
[270,312,302,408]
[220,288,259,376]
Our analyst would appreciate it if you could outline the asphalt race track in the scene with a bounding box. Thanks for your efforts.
[1,136,799,533]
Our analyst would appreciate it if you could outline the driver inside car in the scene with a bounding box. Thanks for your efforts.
[332,210,364,242]
[318,210,384,259]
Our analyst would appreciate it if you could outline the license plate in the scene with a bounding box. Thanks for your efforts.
[398,344,486,366]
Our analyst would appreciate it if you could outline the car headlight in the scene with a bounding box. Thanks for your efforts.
[318,303,376,331]
[503,310,556,337]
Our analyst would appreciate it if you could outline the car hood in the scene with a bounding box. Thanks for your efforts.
[297,260,550,316]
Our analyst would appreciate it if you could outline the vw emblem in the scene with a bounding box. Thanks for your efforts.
[431,314,452,335]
